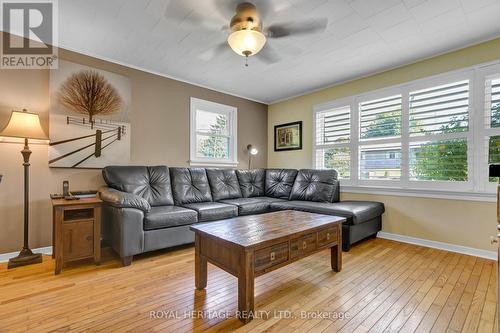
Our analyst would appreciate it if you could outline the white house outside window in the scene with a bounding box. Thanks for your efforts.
[190,97,237,167]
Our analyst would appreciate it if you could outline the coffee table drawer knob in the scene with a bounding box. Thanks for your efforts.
[302,241,307,249]
[270,252,275,261]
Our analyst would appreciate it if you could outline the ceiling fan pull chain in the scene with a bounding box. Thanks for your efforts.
[245,55,248,67]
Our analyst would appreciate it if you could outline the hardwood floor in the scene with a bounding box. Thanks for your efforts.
[0,238,496,333]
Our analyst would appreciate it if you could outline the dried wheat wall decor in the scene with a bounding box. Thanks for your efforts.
[59,69,123,122]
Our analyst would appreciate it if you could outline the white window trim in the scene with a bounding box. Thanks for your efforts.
[312,59,500,202]
[190,97,238,167]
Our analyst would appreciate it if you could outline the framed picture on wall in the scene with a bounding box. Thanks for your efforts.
[274,121,302,151]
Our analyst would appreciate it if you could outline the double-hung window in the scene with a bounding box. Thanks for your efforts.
[408,79,471,188]
[313,61,500,199]
[190,97,237,167]
[358,94,402,183]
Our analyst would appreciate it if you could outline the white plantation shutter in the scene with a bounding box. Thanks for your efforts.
[315,106,350,145]
[359,95,402,139]
[485,77,500,128]
[409,80,469,136]
[314,105,351,180]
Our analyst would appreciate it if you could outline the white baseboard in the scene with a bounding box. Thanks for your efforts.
[378,232,497,261]
[0,246,53,263]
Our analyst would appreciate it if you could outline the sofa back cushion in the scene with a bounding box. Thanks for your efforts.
[290,169,339,203]
[265,169,298,199]
[206,169,242,201]
[102,166,174,206]
[170,168,213,205]
[236,169,265,197]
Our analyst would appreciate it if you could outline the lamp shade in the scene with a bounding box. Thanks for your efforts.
[247,144,258,155]
[227,29,266,57]
[0,110,47,140]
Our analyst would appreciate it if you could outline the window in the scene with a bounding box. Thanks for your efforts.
[314,104,351,179]
[190,98,237,166]
[313,61,500,198]
[408,80,470,182]
[484,75,500,183]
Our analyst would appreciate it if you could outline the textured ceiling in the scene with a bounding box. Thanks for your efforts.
[59,0,500,104]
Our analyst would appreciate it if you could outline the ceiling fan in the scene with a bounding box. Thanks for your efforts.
[165,1,328,66]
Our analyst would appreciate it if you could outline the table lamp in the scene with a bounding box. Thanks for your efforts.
[0,109,48,269]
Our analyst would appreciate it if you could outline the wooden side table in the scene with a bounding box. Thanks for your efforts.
[51,197,102,275]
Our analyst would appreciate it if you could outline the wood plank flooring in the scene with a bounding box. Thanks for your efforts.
[0,238,496,333]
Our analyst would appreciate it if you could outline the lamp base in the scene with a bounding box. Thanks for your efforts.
[7,248,42,269]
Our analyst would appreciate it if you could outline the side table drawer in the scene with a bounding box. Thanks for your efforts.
[290,233,316,259]
[62,220,94,261]
[255,242,289,272]
[317,226,339,248]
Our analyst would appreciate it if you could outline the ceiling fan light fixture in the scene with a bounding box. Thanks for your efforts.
[227,29,266,57]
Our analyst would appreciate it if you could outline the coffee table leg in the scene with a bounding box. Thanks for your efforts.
[238,250,255,323]
[195,234,207,290]
[331,244,342,272]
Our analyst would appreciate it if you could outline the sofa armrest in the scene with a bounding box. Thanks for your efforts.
[99,186,151,213]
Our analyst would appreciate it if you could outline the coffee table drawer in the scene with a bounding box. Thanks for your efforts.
[317,226,339,248]
[290,233,316,259]
[255,242,289,272]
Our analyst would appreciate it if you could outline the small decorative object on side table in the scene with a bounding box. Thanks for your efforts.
[51,197,102,275]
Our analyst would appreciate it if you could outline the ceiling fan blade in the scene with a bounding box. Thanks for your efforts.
[265,18,328,39]
[257,44,281,64]
[198,42,229,61]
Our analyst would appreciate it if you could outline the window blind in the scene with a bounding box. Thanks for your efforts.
[409,80,469,136]
[315,106,350,145]
[359,95,402,139]
[486,77,500,128]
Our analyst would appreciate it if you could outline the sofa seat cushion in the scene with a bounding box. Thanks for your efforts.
[219,197,286,216]
[269,200,385,225]
[183,202,238,222]
[144,206,198,231]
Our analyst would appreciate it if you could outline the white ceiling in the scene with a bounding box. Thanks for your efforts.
[59,0,500,104]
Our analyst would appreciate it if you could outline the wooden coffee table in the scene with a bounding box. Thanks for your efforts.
[190,210,345,323]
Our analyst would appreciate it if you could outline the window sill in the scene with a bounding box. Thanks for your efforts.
[341,185,497,202]
[189,160,239,168]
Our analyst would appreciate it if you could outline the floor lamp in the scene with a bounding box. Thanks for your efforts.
[0,109,48,269]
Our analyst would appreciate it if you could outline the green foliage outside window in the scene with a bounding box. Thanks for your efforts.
[198,115,229,159]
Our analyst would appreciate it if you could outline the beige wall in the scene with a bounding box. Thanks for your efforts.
[0,45,267,253]
[268,37,500,251]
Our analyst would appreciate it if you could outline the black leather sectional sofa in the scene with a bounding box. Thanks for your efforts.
[99,166,385,265]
